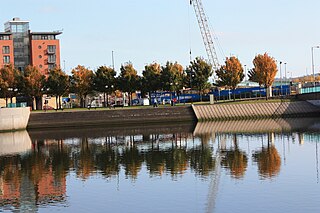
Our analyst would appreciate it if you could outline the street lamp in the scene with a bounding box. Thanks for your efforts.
[244,65,247,82]
[311,46,320,90]
[279,61,282,95]
[284,62,287,95]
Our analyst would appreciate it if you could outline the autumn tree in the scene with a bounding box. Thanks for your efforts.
[0,64,20,105]
[118,63,139,106]
[187,57,213,101]
[161,61,184,100]
[93,66,116,107]
[46,67,69,109]
[21,65,45,110]
[70,65,94,108]
[249,53,278,99]
[216,56,244,100]
[142,63,162,101]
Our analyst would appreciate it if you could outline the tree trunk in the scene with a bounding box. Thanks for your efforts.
[59,96,61,109]
[233,89,236,101]
[35,96,42,110]
[56,95,59,109]
[104,92,106,107]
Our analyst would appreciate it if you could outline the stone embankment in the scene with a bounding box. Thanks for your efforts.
[27,106,196,130]
[20,100,320,131]
[0,108,30,132]
[192,101,320,121]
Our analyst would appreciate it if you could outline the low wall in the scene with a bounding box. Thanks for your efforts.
[0,108,30,132]
[296,92,320,101]
[27,106,196,130]
[192,101,320,121]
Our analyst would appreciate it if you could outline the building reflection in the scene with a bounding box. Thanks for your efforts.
[0,136,67,211]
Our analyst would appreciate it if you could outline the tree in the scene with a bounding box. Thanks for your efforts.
[249,53,278,99]
[0,64,20,105]
[22,65,46,110]
[216,57,244,100]
[46,67,69,109]
[142,63,162,101]
[161,61,184,101]
[187,57,213,101]
[118,63,139,106]
[93,66,116,107]
[70,65,94,108]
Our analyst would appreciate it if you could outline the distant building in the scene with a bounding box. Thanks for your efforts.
[0,17,62,74]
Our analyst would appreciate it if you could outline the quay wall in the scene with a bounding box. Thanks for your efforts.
[27,106,196,130]
[192,101,320,121]
[0,108,30,132]
[26,101,320,130]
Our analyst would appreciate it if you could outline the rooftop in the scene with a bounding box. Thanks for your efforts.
[30,31,62,36]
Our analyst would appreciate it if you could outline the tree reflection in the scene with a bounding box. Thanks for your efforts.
[253,134,281,179]
[189,144,215,177]
[96,144,120,178]
[76,138,97,180]
[220,135,248,179]
[121,145,144,179]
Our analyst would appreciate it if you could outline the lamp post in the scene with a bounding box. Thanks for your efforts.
[284,62,287,95]
[244,65,247,82]
[279,61,282,95]
[312,46,320,90]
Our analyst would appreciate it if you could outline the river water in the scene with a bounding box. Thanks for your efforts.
[1,118,320,213]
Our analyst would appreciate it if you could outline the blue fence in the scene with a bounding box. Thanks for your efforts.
[301,86,320,94]
[145,85,291,104]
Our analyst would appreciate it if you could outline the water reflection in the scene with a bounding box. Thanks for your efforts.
[0,118,320,212]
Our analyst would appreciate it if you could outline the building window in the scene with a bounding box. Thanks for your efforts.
[38,45,42,49]
[47,45,56,54]
[0,35,10,40]
[39,55,42,59]
[2,46,10,54]
[48,55,56,64]
[3,56,10,64]
[39,64,43,68]
[48,64,55,70]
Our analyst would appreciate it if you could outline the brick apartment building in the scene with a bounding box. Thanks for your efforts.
[0,17,61,74]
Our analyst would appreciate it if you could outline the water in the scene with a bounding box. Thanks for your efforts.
[1,118,320,213]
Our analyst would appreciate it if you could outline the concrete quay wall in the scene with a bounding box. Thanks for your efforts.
[192,101,320,121]
[27,106,196,130]
[0,108,30,132]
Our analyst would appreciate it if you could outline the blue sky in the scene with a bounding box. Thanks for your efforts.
[2,0,320,77]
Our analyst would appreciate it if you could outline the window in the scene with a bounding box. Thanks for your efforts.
[3,56,10,64]
[48,64,55,70]
[39,64,43,68]
[39,55,42,59]
[48,55,56,63]
[2,46,10,54]
[47,45,56,54]
[38,45,42,49]
[0,35,10,40]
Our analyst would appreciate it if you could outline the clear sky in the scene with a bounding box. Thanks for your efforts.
[2,0,320,78]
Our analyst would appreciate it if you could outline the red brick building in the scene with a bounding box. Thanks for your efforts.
[0,33,14,68]
[0,18,62,74]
